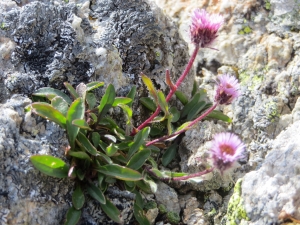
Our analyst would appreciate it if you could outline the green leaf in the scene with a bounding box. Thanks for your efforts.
[187,101,206,121]
[72,184,85,210]
[64,207,81,225]
[86,81,104,92]
[33,87,72,105]
[30,155,69,178]
[100,198,122,223]
[141,73,158,101]
[72,119,92,131]
[140,97,156,112]
[112,97,132,107]
[106,143,118,156]
[175,122,191,132]
[134,203,151,225]
[118,104,133,125]
[64,82,79,99]
[169,106,180,122]
[92,132,100,147]
[206,110,232,123]
[127,127,150,159]
[76,168,85,181]
[86,182,106,204]
[66,98,85,149]
[181,92,201,118]
[126,86,137,107]
[175,91,188,105]
[133,190,144,208]
[143,176,158,193]
[127,149,151,170]
[31,103,67,129]
[191,80,198,97]
[68,151,91,161]
[135,180,152,194]
[162,143,178,167]
[51,96,69,115]
[86,93,97,110]
[157,90,169,115]
[76,132,98,156]
[96,152,113,164]
[97,164,143,181]
[98,84,115,119]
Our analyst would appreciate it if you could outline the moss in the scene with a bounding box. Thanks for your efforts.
[238,26,252,35]
[144,201,157,211]
[225,179,249,225]
[158,204,167,214]
[167,211,180,224]
[265,0,271,10]
[265,101,280,121]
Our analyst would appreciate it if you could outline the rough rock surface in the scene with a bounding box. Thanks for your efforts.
[241,121,300,225]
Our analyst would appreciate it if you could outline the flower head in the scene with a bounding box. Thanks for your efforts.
[210,132,245,174]
[215,74,240,105]
[190,9,224,47]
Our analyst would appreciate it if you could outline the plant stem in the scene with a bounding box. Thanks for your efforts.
[145,103,218,147]
[133,45,200,135]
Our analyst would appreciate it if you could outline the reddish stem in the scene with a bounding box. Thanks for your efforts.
[132,45,200,135]
[145,103,218,147]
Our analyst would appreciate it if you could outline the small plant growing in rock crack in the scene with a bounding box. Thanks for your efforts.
[28,8,245,225]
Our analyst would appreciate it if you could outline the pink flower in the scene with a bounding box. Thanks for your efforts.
[190,9,224,47]
[215,74,240,105]
[210,132,245,173]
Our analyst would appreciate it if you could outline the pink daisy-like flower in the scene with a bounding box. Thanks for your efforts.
[190,9,224,47]
[210,132,245,174]
[215,74,241,105]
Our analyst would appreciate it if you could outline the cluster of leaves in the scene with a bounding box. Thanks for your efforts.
[29,74,230,224]
[140,74,231,166]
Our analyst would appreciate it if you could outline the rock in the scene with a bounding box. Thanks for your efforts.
[240,121,300,224]
[154,182,180,214]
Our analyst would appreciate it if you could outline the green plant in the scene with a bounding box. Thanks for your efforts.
[28,9,245,225]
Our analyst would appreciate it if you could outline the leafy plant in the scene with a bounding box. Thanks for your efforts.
[29,8,244,225]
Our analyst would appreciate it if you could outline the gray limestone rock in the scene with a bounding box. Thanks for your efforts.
[241,120,300,225]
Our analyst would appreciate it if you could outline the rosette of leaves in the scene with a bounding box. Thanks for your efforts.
[140,74,232,167]
[29,82,155,225]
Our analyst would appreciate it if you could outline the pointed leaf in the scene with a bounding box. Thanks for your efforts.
[86,93,97,110]
[98,84,115,119]
[162,143,178,167]
[206,110,232,123]
[66,98,85,149]
[64,82,79,99]
[106,143,118,156]
[96,164,143,181]
[175,91,188,105]
[31,102,66,129]
[101,198,122,223]
[141,73,158,101]
[140,97,156,112]
[187,101,206,121]
[127,149,151,170]
[133,190,144,208]
[127,127,150,159]
[33,87,72,105]
[86,81,104,91]
[51,96,69,115]
[72,185,85,210]
[191,80,198,97]
[76,132,98,156]
[126,86,137,107]
[112,97,132,107]
[92,132,100,147]
[118,104,132,125]
[157,90,169,115]
[134,203,151,225]
[72,119,92,131]
[86,182,106,204]
[30,155,69,178]
[175,122,191,132]
[64,207,81,225]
